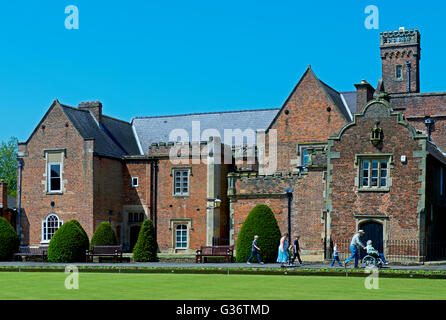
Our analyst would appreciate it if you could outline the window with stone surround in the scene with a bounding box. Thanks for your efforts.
[131,177,139,188]
[45,150,64,194]
[297,143,326,171]
[395,65,403,80]
[357,155,392,191]
[170,219,191,250]
[175,224,188,249]
[173,169,190,196]
[41,214,63,243]
[48,163,62,192]
[128,212,145,223]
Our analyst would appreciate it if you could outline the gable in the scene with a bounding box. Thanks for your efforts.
[268,66,350,142]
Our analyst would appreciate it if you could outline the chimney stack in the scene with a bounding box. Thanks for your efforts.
[354,80,375,113]
[78,101,103,123]
[0,179,7,215]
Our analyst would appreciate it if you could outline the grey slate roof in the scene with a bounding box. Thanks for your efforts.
[60,105,137,158]
[341,91,357,115]
[101,116,140,155]
[132,108,280,155]
[0,195,16,210]
[319,81,355,122]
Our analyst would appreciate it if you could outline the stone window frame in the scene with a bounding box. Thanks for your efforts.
[169,218,192,250]
[47,162,63,193]
[41,213,63,244]
[44,149,66,195]
[296,142,327,169]
[395,64,404,81]
[355,154,394,192]
[131,176,139,188]
[171,167,192,197]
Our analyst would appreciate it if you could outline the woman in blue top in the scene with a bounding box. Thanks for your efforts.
[277,233,289,263]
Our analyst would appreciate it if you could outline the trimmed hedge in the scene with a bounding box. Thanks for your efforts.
[71,220,89,242]
[91,222,117,247]
[0,217,19,261]
[133,219,158,262]
[236,204,281,263]
[47,220,89,263]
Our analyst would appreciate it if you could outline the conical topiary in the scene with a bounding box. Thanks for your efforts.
[91,222,118,247]
[47,219,89,262]
[71,219,89,244]
[132,219,158,262]
[236,204,281,263]
[0,217,19,261]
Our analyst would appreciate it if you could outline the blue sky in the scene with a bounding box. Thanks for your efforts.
[1,0,445,143]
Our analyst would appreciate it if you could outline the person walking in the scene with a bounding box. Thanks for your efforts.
[330,242,343,267]
[344,230,366,269]
[247,235,264,264]
[291,235,303,265]
[276,233,289,264]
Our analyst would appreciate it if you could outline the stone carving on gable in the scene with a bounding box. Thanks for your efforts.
[370,121,384,146]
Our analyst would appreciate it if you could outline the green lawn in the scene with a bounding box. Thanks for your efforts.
[0,272,445,300]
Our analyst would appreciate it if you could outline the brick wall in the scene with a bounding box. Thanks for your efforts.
[156,158,208,252]
[93,156,124,234]
[389,94,446,150]
[19,103,95,244]
[328,101,424,244]
[268,67,348,173]
[229,170,325,257]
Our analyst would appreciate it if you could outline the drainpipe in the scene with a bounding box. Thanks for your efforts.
[150,161,154,221]
[284,186,294,246]
[153,160,158,237]
[16,157,23,244]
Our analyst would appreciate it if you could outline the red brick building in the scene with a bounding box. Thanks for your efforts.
[229,28,446,262]
[16,28,446,261]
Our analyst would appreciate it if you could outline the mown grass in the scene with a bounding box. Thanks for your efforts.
[0,272,445,300]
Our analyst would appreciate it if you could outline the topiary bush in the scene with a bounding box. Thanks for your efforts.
[91,222,117,247]
[71,219,89,243]
[47,219,89,263]
[236,204,281,263]
[0,217,20,261]
[133,219,158,262]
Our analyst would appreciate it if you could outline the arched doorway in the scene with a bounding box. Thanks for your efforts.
[129,225,141,252]
[359,221,383,259]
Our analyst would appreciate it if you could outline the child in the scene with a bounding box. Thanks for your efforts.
[366,240,388,264]
[330,243,343,267]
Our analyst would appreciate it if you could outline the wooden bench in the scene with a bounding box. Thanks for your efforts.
[85,245,123,263]
[196,245,234,263]
[13,246,47,261]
